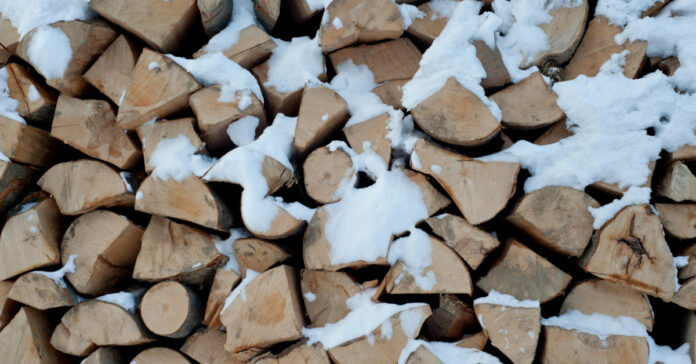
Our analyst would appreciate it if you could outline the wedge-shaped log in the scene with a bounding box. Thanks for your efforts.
[0,281,19,331]
[38,159,134,215]
[683,312,696,364]
[254,0,281,31]
[251,60,327,118]
[234,238,290,275]
[328,38,421,84]
[402,169,451,216]
[83,35,141,105]
[343,113,391,165]
[673,278,696,310]
[198,0,233,36]
[252,342,330,364]
[132,348,191,364]
[181,328,253,364]
[474,301,541,364]
[61,300,154,346]
[301,270,361,327]
[656,203,696,240]
[141,281,203,338]
[320,0,403,53]
[303,146,355,204]
[457,331,489,350]
[0,307,69,364]
[295,85,349,155]
[424,294,478,341]
[678,244,696,281]
[137,117,204,173]
[0,161,35,216]
[50,322,95,357]
[656,161,696,202]
[491,72,565,130]
[4,63,57,123]
[82,347,126,364]
[0,15,20,54]
[373,79,408,109]
[8,272,80,310]
[425,214,500,270]
[0,116,57,168]
[117,48,202,130]
[541,325,648,364]
[194,25,276,68]
[203,268,240,328]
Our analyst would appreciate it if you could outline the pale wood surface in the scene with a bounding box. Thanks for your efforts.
[61,300,155,346]
[328,38,421,84]
[203,268,240,328]
[4,63,57,123]
[295,85,349,155]
[656,161,696,202]
[523,0,588,68]
[319,0,403,53]
[140,280,202,338]
[303,146,355,204]
[301,269,361,327]
[131,347,192,364]
[198,0,233,36]
[194,25,276,69]
[234,238,290,275]
[475,302,540,364]
[0,116,57,168]
[541,326,648,364]
[83,34,141,105]
[8,272,80,310]
[49,322,96,357]
[491,72,565,130]
[343,113,392,165]
[655,203,696,240]
[137,117,204,173]
[425,213,500,270]
[0,307,69,364]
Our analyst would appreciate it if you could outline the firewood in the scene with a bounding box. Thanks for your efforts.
[301,269,362,327]
[328,38,421,84]
[404,345,442,364]
[254,0,281,31]
[194,25,276,69]
[295,85,349,155]
[137,117,204,173]
[425,214,500,270]
[507,186,598,256]
[560,279,653,331]
[49,322,96,357]
[657,56,680,76]
[401,168,451,216]
[491,72,565,130]
[140,280,203,338]
[83,35,141,105]
[0,161,36,217]
[133,216,226,284]
[181,328,260,364]
[135,176,233,231]
[683,312,696,364]
[534,120,572,145]
[654,203,696,240]
[590,160,655,197]
[4,63,57,123]
[478,239,572,303]
[190,85,267,152]
[412,77,501,146]
[234,238,290,275]
[38,160,134,215]
[303,146,355,204]
[117,48,202,130]
[678,244,696,281]
[474,301,541,364]
[61,300,155,346]
[251,60,327,118]
[563,16,647,80]
[131,347,191,364]
[51,95,141,169]
[0,116,57,168]
[656,161,696,202]
[0,198,62,281]
[198,0,233,36]
[372,79,407,109]
[8,272,80,310]
[90,0,199,53]
[670,143,696,163]
[457,331,489,350]
[0,307,69,364]
[541,325,648,364]
[220,265,305,352]
[252,342,330,364]
[285,0,321,23]
[405,2,448,46]
[411,139,520,225]
[262,155,297,194]
[424,294,478,341]
[0,281,19,331]
[319,0,403,53]
[673,278,696,310]
[580,204,676,300]
[343,113,392,165]
[81,347,125,364]
[0,16,20,54]
[203,268,240,328]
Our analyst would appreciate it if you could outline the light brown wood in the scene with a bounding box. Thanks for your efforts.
[474,40,511,90]
[140,280,202,338]
[581,204,676,300]
[234,238,290,275]
[295,85,349,155]
[262,155,297,195]
[203,268,241,328]
[0,116,57,168]
[198,0,233,36]
[194,25,276,69]
[656,161,696,202]
[252,342,330,364]
[38,159,134,215]
[683,311,696,364]
[319,0,403,53]
[4,63,57,123]
[181,328,261,364]
[61,300,154,346]
[478,239,572,303]
[0,161,36,216]
[303,146,355,204]
[561,279,653,331]
[673,277,696,310]
[404,345,443,364]
[90,0,199,53]
[343,113,392,165]
[412,139,520,225]
[424,294,478,341]
[534,120,573,145]
[654,203,696,240]
[491,72,565,130]
[117,48,202,130]
[328,38,421,84]
[590,160,656,197]
[135,175,233,231]
[301,269,362,327]
[0,281,19,332]
[0,307,69,364]
[132,347,191,364]
[474,302,540,364]
[0,16,20,54]
[285,0,321,23]
[221,265,305,352]
[372,79,407,109]
[412,77,501,146]
[81,347,125,364]
[49,322,96,357]
[137,117,205,173]
[670,142,696,163]
[457,331,489,350]
[133,216,226,284]
[657,56,680,76]
[563,16,647,80]
[8,272,80,310]
[83,34,141,105]
[401,168,451,216]
[254,0,281,31]
[541,325,648,364]
[405,2,449,46]
[0,198,62,281]
[51,95,141,169]
[425,214,500,270]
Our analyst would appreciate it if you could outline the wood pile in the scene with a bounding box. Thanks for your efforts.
[0,0,694,363]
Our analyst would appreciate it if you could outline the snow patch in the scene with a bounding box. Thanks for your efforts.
[226,115,259,147]
[388,229,436,291]
[27,85,40,102]
[221,269,260,313]
[28,25,72,80]
[398,340,503,364]
[0,0,94,38]
[213,228,251,273]
[474,290,541,308]
[202,0,258,53]
[397,3,425,29]
[149,134,216,181]
[588,187,651,229]
[304,292,317,302]
[96,289,145,314]
[33,255,77,288]
[265,36,324,93]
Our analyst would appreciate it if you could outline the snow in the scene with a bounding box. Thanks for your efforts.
[213,228,251,273]
[397,3,425,29]
[304,292,316,302]
[398,340,503,364]
[118,90,126,106]
[410,152,422,170]
[33,255,77,288]
[474,290,541,308]
[96,289,145,314]
[0,0,94,39]
[27,25,72,80]
[119,172,135,193]
[221,269,259,313]
[431,165,442,174]
[135,191,143,200]
[306,0,331,12]
[332,17,343,29]
[428,0,460,20]
[149,134,216,181]
[226,115,259,147]
[399,308,425,338]
[265,36,324,93]
[0,151,9,162]
[387,229,436,291]
[26,85,40,102]
[588,186,651,229]
[148,62,159,70]
[15,201,37,214]
[321,113,329,121]
[201,0,258,53]
[675,256,689,291]
[0,67,26,124]
[595,0,662,26]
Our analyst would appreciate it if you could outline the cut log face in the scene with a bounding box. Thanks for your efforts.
[194,25,276,69]
[117,48,202,130]
[563,16,647,80]
[373,79,407,109]
[62,210,143,295]
[0,307,69,364]
[181,328,235,364]
[491,72,565,130]
[654,203,696,240]
[474,40,511,90]
[404,345,443,364]
[82,347,125,364]
[673,277,696,310]
[424,294,478,341]
[131,347,192,364]
[140,281,202,338]
[38,159,134,215]
[8,272,80,310]
[412,139,520,225]
[234,238,290,275]
[656,161,696,202]
[328,38,421,84]
[303,146,355,204]
[90,0,199,53]
[474,302,541,364]
[0,281,19,331]
[295,85,350,155]
[301,269,362,327]
[477,239,572,303]
[203,268,241,328]
[507,186,599,257]
[251,60,327,118]
[319,0,403,53]
[137,117,204,173]
[405,2,449,46]
[0,116,57,168]
[133,216,226,285]
[135,175,233,231]
[254,0,281,31]
[401,169,451,216]
[262,155,297,194]
[83,34,141,105]
[425,214,500,270]
[683,312,696,364]
[561,279,653,330]
[190,85,267,152]
[534,120,573,145]
[591,160,656,197]
[541,326,648,364]
[49,322,96,357]
[61,300,154,346]
[5,63,57,123]
[220,265,305,353]
[412,77,501,146]
[51,95,142,169]
[457,331,489,350]
[0,161,36,216]
[0,198,62,281]
[253,342,330,364]
[0,16,20,54]
[16,20,118,96]
[198,0,233,36]
[343,113,392,165]
[679,244,696,280]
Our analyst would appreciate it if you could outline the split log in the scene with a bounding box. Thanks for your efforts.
[560,279,653,331]
[477,239,572,303]
[405,2,449,46]
[0,281,19,331]
[0,198,62,281]
[189,85,267,152]
[83,34,141,105]
[137,117,204,173]
[198,0,233,36]
[563,16,647,80]
[194,25,276,69]
[262,155,297,194]
[234,238,290,275]
[252,342,330,364]
[424,294,478,341]
[303,146,355,204]
[580,204,676,300]
[404,345,442,364]
[181,328,263,364]
[673,277,696,310]
[590,160,655,197]
[140,280,203,338]
[295,85,349,155]
[328,38,421,84]
[62,210,143,295]
[541,325,648,364]
[254,0,281,31]
[16,20,117,96]
[285,0,321,23]
[301,269,362,327]
[534,120,573,145]
[133,216,226,284]
[4,63,57,123]
[656,161,696,202]
[135,175,233,231]
[507,186,599,256]
[657,56,680,76]
[343,113,392,165]
[457,331,489,350]
[474,301,541,364]
[49,323,96,357]
[90,0,199,53]
[373,79,407,109]
[220,265,305,352]
[412,77,501,146]
[670,142,696,163]
[203,268,240,328]
[81,347,126,364]
[319,0,403,53]
[38,159,134,215]
[0,16,20,54]
[411,139,520,225]
[8,272,80,310]
[678,244,696,280]
[61,300,154,346]
[0,116,57,168]
[116,48,202,130]
[401,169,451,216]
[131,347,191,364]
[654,203,696,240]
[0,307,69,364]
[0,161,36,216]
[683,312,696,364]
[51,95,141,169]
[491,72,565,130]
[425,214,500,270]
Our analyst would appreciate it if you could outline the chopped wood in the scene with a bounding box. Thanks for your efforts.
[541,325,649,364]
[254,0,281,31]
[0,16,20,54]
[131,347,192,364]
[405,2,448,46]
[319,0,403,53]
[83,34,141,105]
[491,72,565,130]
[0,307,69,364]
[234,238,290,275]
[194,25,276,68]
[474,40,511,90]
[38,159,134,215]
[261,155,297,194]
[424,294,478,341]
[181,328,240,364]
[198,0,233,36]
[683,312,696,364]
[8,272,80,310]
[670,143,696,163]
[203,268,240,328]
[658,56,680,76]
[0,281,19,331]
[61,300,155,346]
[137,117,205,173]
[678,244,696,280]
[4,63,57,123]
[534,120,573,145]
[372,79,407,109]
[328,38,421,84]
[252,342,330,364]
[672,277,696,310]
[0,161,36,216]
[457,331,489,350]
[301,269,361,327]
[654,203,696,240]
[425,214,500,270]
[140,280,203,338]
[303,146,355,204]
[656,161,696,202]
[404,345,443,364]
[590,160,656,197]
[401,168,451,216]
[81,347,126,364]
[343,112,392,165]
[0,116,57,168]
[49,322,96,357]
[474,301,541,364]
[285,0,321,23]
[295,85,349,155]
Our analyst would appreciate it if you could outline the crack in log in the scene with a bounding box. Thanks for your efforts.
[616,215,654,274]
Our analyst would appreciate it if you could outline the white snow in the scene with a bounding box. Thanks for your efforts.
[135,191,143,201]
[213,228,251,273]
[15,201,37,214]
[321,113,329,121]
[410,151,422,170]
[399,308,425,338]
[474,290,541,308]
[33,255,77,288]
[201,0,258,53]
[119,172,135,193]
[265,36,324,93]
[387,229,436,291]
[0,151,9,162]
[118,90,126,106]
[0,0,94,38]
[149,134,216,181]
[428,0,460,20]
[27,25,72,80]
[595,0,662,26]
[148,62,159,70]
[0,62,25,124]
[397,3,425,29]
[332,16,343,29]
[588,186,651,229]
[221,269,259,313]
[226,115,259,147]
[398,340,503,364]
[304,292,316,302]
[96,289,145,314]
[430,165,442,174]
[26,85,40,102]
